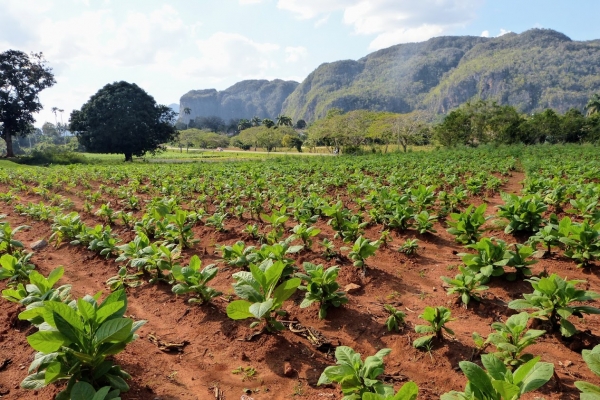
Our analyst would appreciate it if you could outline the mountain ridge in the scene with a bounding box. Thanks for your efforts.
[179,29,600,123]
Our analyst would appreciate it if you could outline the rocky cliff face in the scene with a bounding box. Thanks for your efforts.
[178,29,600,123]
[282,29,600,121]
[178,79,298,124]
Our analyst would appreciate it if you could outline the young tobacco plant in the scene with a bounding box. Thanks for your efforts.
[558,218,600,268]
[508,274,600,337]
[459,237,508,279]
[291,223,321,249]
[441,266,488,307]
[226,260,300,332]
[0,252,36,286]
[413,306,455,348]
[575,344,600,398]
[2,266,71,308]
[0,221,30,255]
[18,290,146,399]
[295,263,347,319]
[317,346,418,400]
[346,236,380,272]
[497,193,547,234]
[106,267,143,292]
[478,312,545,368]
[441,354,554,400]
[172,255,222,304]
[398,238,419,255]
[446,204,488,244]
[384,304,406,332]
[71,382,121,400]
[219,240,256,268]
[413,210,437,234]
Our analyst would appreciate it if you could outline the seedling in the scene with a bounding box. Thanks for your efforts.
[172,255,222,304]
[384,304,406,332]
[446,204,488,244]
[296,263,347,319]
[413,306,455,348]
[441,266,488,307]
[398,238,419,255]
[575,344,600,397]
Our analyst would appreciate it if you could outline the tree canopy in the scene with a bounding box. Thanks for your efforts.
[70,81,178,161]
[0,50,55,157]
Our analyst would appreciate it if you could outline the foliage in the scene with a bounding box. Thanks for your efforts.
[459,237,508,279]
[2,266,71,307]
[446,204,488,244]
[0,50,56,157]
[70,81,178,161]
[398,238,419,255]
[226,261,300,332]
[18,290,146,398]
[441,354,554,400]
[478,312,545,368]
[0,252,35,285]
[171,255,222,304]
[296,263,347,319]
[497,193,547,234]
[575,344,600,398]
[346,236,380,270]
[317,346,397,399]
[508,274,600,337]
[413,306,455,348]
[441,266,488,307]
[384,304,406,332]
[106,267,142,292]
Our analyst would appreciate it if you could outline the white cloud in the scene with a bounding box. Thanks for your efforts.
[315,14,330,28]
[497,28,512,37]
[277,0,484,49]
[285,46,308,63]
[481,30,490,37]
[239,0,264,3]
[181,32,280,79]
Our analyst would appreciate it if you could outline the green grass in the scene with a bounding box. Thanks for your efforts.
[0,159,27,169]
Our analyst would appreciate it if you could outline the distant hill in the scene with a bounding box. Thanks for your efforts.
[179,29,600,123]
[168,103,179,114]
[178,79,298,124]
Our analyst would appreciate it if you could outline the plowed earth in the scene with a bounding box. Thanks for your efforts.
[0,170,599,400]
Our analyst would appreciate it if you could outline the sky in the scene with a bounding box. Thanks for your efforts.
[2,0,600,127]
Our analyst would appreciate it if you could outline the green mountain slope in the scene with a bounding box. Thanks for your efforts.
[282,29,600,121]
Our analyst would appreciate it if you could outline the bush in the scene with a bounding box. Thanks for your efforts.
[16,145,88,165]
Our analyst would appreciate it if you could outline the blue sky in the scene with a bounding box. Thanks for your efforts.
[1,0,599,126]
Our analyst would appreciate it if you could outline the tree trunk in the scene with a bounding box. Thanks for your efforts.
[124,152,133,162]
[4,133,14,158]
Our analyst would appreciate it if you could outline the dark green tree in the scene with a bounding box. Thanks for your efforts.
[276,114,293,127]
[585,94,600,117]
[295,119,307,129]
[70,81,177,161]
[237,118,252,132]
[262,118,275,128]
[0,50,55,157]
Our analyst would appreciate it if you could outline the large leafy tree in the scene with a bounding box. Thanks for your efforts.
[70,81,178,161]
[0,50,55,157]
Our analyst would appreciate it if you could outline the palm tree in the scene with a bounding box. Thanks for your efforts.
[251,116,262,127]
[183,107,192,129]
[237,119,252,132]
[585,94,600,117]
[262,118,275,129]
[276,114,293,127]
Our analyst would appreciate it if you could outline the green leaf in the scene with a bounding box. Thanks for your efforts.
[53,312,82,346]
[492,380,520,400]
[20,372,47,390]
[226,300,254,320]
[96,301,125,324]
[575,381,600,395]
[272,277,301,307]
[77,298,97,322]
[393,381,419,400]
[582,349,600,376]
[44,361,63,385]
[47,267,64,288]
[481,354,507,380]
[412,335,433,348]
[71,382,98,400]
[515,358,554,393]
[459,361,495,395]
[334,346,358,368]
[94,318,133,345]
[44,301,84,331]
[27,330,68,353]
[249,299,274,319]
